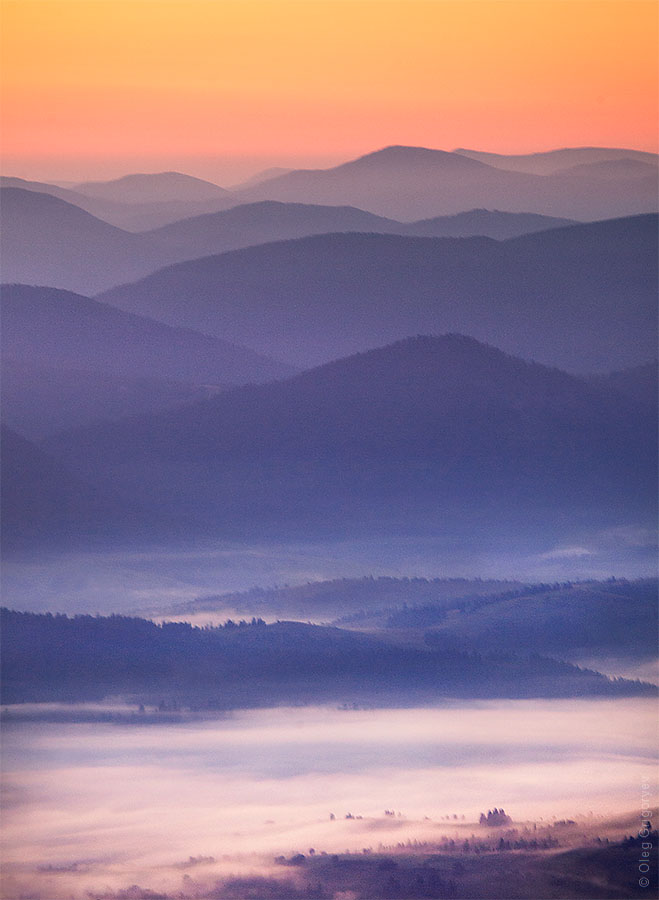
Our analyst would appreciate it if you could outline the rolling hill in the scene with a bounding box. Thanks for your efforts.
[175,577,658,664]
[556,158,659,180]
[0,175,123,214]
[174,575,523,623]
[68,171,238,229]
[2,608,653,705]
[388,579,659,661]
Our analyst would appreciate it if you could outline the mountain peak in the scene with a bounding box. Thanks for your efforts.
[73,171,230,203]
[301,332,554,389]
[75,171,226,189]
[340,145,487,171]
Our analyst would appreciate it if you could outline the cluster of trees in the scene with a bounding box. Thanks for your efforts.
[387,582,575,628]
[479,809,513,827]
[221,617,266,628]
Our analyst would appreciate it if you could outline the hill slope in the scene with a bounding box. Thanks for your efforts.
[0,175,124,214]
[1,281,293,437]
[1,284,294,385]
[0,427,139,550]
[1,359,225,440]
[175,576,522,623]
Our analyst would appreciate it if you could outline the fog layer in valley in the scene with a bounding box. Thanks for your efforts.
[1,701,654,899]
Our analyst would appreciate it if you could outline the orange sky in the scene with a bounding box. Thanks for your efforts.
[1,0,657,183]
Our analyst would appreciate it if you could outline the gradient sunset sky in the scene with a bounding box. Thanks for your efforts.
[1,0,657,184]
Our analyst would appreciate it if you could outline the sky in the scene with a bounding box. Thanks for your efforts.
[1,0,657,184]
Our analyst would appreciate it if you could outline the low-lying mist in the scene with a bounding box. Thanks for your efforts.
[2,528,656,618]
[1,700,654,899]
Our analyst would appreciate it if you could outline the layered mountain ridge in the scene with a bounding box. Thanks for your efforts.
[31,334,656,549]
[99,216,658,373]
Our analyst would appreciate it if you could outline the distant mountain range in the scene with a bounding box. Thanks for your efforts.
[232,145,657,220]
[404,208,576,238]
[36,335,656,550]
[452,146,658,175]
[145,200,404,262]
[99,216,658,373]
[0,186,577,294]
[0,175,125,216]
[4,144,656,231]
[229,166,294,190]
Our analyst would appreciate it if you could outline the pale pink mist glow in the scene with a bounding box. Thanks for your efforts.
[1,701,655,898]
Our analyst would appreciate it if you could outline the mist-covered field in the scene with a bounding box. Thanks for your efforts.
[2,700,655,899]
